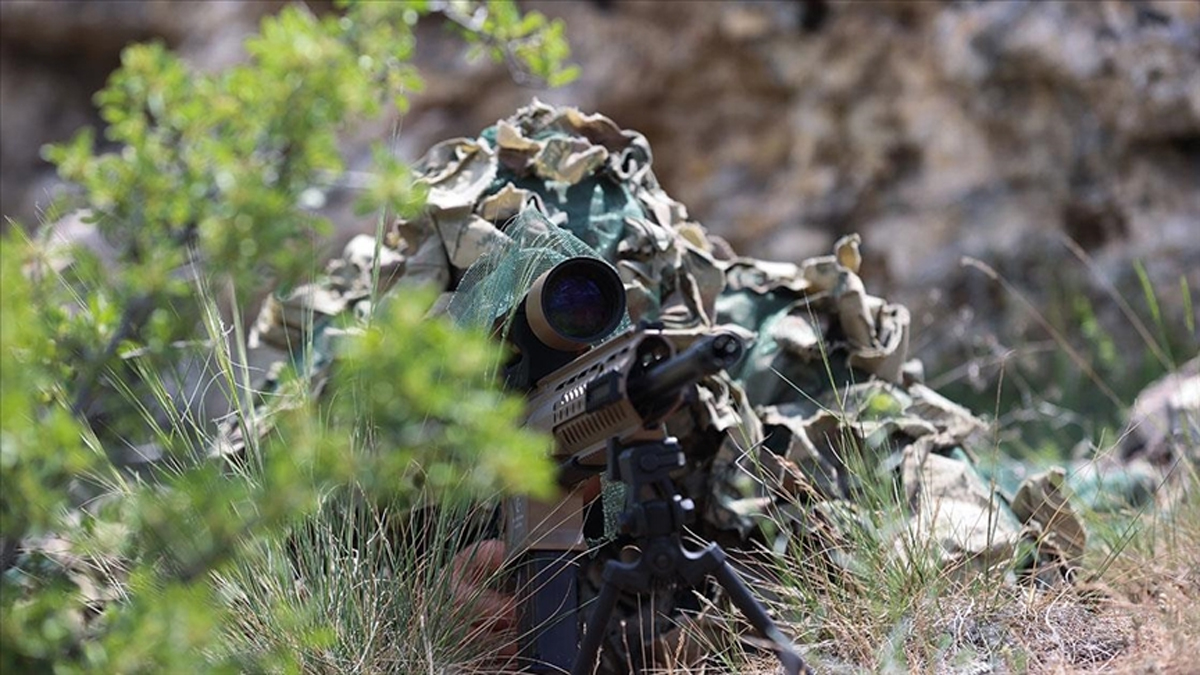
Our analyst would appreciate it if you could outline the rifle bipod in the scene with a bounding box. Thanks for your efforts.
[569,435,809,675]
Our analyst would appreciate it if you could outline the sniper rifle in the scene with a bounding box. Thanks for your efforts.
[502,257,807,675]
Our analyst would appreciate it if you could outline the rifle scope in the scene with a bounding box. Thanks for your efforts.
[504,257,628,390]
[525,257,627,351]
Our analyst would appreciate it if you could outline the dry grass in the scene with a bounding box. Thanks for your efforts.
[1074,486,1200,673]
[638,467,1199,675]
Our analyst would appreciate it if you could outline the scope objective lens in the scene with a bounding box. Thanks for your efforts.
[544,275,610,340]
[525,257,626,351]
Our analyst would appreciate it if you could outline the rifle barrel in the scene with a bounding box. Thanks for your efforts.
[629,332,744,411]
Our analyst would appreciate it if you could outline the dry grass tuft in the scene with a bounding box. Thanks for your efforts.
[1077,478,1200,674]
[650,468,1199,674]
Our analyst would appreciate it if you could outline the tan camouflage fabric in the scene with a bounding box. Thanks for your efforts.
[1120,357,1199,477]
[223,100,1088,670]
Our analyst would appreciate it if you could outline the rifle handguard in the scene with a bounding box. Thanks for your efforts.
[524,327,745,474]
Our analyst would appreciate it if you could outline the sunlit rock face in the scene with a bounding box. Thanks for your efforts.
[3,0,1197,380]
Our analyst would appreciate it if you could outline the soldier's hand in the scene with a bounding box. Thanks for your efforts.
[450,539,518,657]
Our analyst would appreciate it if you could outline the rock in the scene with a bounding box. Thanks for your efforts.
[0,0,278,229]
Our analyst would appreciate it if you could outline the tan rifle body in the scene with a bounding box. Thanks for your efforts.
[506,326,679,556]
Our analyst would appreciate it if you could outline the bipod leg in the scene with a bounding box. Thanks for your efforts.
[569,569,620,675]
[703,547,809,675]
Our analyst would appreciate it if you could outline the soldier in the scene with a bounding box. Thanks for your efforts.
[227,100,1084,672]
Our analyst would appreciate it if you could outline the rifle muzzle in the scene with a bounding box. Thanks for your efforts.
[628,331,745,416]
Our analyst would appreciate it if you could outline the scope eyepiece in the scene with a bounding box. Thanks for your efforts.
[526,257,627,351]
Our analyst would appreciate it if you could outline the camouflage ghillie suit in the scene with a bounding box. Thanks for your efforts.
[225,101,1086,671]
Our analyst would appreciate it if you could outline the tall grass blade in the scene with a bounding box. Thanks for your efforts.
[961,256,1125,409]
[1134,260,1174,366]
[1060,235,1173,371]
[1183,275,1195,337]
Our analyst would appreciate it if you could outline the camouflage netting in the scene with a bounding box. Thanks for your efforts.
[223,101,1103,671]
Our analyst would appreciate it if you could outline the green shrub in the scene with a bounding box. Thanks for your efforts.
[1,1,573,671]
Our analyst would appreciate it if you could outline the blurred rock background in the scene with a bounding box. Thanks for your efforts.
[2,0,1197,448]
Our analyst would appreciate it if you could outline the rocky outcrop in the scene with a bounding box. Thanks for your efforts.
[0,0,281,222]
[3,0,1196,386]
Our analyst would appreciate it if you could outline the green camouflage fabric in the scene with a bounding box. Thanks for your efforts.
[218,100,1090,671]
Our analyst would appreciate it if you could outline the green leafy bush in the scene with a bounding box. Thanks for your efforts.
[2,1,573,670]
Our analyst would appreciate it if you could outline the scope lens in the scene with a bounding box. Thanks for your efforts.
[527,257,626,350]
[543,274,611,340]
